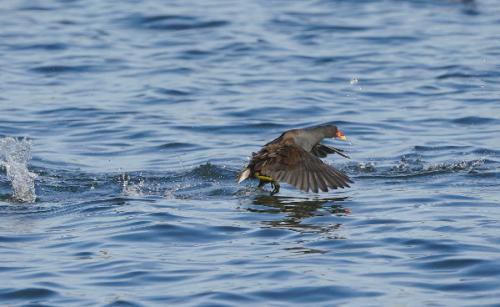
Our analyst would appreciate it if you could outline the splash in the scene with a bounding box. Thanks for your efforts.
[0,137,37,203]
[120,173,145,197]
[350,156,485,178]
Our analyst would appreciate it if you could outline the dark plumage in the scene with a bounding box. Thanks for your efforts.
[237,124,353,195]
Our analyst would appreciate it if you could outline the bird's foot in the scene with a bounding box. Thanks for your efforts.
[270,182,280,196]
[255,172,279,195]
[257,180,267,189]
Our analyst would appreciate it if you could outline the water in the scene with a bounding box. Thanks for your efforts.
[1,0,499,305]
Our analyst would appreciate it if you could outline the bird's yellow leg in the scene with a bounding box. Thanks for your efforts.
[255,172,274,182]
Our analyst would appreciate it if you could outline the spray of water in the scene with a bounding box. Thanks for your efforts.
[0,137,37,203]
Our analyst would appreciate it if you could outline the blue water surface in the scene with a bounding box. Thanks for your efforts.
[1,0,500,305]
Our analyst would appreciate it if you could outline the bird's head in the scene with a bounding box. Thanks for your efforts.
[324,125,347,141]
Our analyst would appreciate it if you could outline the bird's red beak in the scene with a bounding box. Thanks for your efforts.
[336,130,347,141]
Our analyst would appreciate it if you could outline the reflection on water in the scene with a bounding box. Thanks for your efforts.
[250,195,349,216]
[248,195,350,237]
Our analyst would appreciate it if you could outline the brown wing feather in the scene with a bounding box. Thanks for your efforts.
[309,171,318,193]
[257,144,351,193]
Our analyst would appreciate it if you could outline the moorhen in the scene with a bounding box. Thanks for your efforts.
[237,124,352,195]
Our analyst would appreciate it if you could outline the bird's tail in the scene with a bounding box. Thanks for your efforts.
[237,168,251,184]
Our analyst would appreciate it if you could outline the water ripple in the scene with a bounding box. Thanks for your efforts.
[124,14,230,31]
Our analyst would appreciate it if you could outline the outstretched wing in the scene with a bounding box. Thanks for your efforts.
[257,144,352,193]
[311,144,350,159]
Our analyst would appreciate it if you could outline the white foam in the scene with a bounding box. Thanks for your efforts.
[120,173,145,197]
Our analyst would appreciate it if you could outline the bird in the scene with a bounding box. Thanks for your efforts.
[237,124,353,195]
